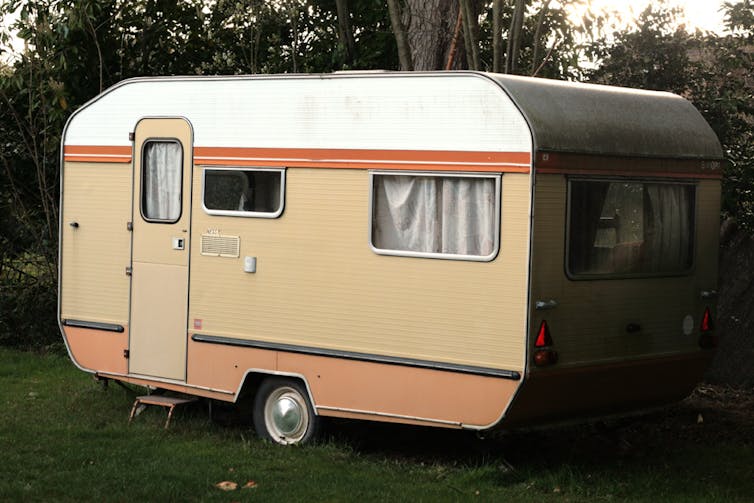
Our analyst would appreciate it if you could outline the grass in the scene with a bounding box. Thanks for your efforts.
[1,347,753,502]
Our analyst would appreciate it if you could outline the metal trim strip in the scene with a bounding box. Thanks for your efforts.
[191,334,521,380]
[62,319,125,333]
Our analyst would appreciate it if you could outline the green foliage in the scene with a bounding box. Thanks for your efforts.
[477,0,587,79]
[1,1,71,348]
[724,0,754,34]
[587,1,754,232]
[1,0,754,349]
[586,4,693,92]
[0,258,58,350]
[0,0,398,348]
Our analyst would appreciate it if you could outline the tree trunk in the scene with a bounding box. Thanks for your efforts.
[530,0,551,75]
[505,0,525,74]
[460,0,479,70]
[402,0,458,71]
[445,5,464,70]
[387,0,414,70]
[492,0,503,73]
[335,0,356,66]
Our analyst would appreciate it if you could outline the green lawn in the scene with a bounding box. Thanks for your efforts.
[1,347,752,502]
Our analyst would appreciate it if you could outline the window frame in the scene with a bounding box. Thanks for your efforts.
[368,170,502,262]
[565,177,697,280]
[140,138,184,224]
[200,166,286,219]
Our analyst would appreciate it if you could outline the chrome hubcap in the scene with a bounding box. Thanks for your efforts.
[264,386,309,444]
[272,396,302,435]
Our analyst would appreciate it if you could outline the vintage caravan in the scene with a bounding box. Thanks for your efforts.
[59,72,723,444]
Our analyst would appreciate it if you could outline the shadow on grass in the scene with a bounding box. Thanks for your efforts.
[3,348,753,501]
[208,383,753,469]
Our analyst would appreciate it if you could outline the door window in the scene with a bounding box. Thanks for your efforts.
[142,140,183,222]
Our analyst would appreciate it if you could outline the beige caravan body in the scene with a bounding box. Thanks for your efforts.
[59,72,723,441]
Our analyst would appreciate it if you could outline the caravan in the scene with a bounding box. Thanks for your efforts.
[59,72,722,443]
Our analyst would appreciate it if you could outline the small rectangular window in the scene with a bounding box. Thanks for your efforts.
[202,168,285,218]
[142,140,183,222]
[370,172,500,261]
[567,179,695,277]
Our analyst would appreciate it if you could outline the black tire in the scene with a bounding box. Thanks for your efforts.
[252,377,320,445]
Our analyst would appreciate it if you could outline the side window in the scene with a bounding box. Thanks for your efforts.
[202,168,285,218]
[142,140,183,222]
[567,179,695,277]
[370,172,500,261]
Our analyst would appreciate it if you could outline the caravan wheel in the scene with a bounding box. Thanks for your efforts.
[253,378,319,445]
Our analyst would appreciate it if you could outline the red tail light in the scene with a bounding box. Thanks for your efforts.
[533,320,558,366]
[700,307,714,332]
[535,320,553,347]
[699,307,717,349]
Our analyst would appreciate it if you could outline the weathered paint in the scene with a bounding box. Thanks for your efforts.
[58,72,724,433]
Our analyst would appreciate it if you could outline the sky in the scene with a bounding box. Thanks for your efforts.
[0,0,734,62]
[567,0,729,34]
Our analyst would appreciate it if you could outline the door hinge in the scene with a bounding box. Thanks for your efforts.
[127,221,133,231]
[123,349,130,359]
[125,266,132,276]
[128,131,135,141]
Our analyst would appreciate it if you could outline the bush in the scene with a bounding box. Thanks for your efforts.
[0,256,60,351]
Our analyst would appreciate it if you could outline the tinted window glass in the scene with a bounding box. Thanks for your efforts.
[568,180,695,276]
[203,169,283,217]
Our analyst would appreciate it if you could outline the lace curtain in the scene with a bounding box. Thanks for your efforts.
[143,141,182,221]
[372,175,496,257]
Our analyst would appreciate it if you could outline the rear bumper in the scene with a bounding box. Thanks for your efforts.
[500,351,713,428]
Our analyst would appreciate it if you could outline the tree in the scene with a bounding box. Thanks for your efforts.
[0,0,402,348]
[586,4,693,92]
[387,0,587,77]
[335,0,356,66]
[587,2,754,231]
[587,1,754,386]
[387,0,461,71]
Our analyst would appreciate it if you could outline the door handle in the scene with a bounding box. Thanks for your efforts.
[535,299,558,310]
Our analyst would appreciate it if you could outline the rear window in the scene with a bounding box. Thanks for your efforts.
[567,180,695,277]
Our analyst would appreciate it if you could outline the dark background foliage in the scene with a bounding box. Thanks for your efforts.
[1,0,752,383]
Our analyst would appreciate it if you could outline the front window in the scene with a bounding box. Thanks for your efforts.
[370,172,500,261]
[567,179,695,277]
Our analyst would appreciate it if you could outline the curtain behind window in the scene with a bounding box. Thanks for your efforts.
[568,180,694,276]
[143,141,182,221]
[373,175,496,257]
[644,184,693,272]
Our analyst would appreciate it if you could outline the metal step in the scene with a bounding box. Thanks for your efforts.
[128,395,197,429]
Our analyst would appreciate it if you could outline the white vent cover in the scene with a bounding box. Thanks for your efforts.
[201,234,240,258]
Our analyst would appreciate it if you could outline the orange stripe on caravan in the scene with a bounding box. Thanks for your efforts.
[194,147,532,172]
[64,145,132,163]
[64,145,533,172]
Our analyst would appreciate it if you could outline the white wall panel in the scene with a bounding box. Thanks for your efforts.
[64,74,532,153]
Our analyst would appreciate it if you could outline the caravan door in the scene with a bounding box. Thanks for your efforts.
[128,118,193,380]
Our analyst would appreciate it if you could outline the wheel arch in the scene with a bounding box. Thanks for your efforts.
[235,368,319,416]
